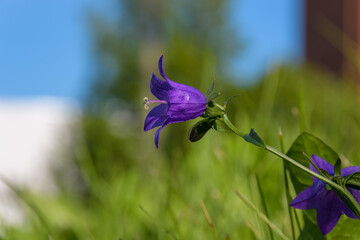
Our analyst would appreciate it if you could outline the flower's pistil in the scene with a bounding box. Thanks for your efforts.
[143,97,167,110]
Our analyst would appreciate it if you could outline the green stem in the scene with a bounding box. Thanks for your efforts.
[222,114,245,138]
[222,114,360,218]
[279,128,296,240]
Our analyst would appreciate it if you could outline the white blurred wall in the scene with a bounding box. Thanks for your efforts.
[0,97,78,224]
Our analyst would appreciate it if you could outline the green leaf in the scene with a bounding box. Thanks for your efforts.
[188,118,215,142]
[297,211,324,240]
[344,172,360,190]
[286,132,339,240]
[244,128,265,148]
[334,158,341,177]
[286,132,338,192]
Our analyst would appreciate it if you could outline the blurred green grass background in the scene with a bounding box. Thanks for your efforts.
[2,0,360,239]
[3,66,360,240]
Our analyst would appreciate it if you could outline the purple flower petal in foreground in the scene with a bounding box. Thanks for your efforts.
[144,55,206,148]
[290,155,360,235]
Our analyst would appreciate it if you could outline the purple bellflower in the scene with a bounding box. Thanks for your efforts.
[290,155,360,235]
[144,55,207,148]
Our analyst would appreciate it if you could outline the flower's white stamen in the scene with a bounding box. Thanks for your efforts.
[143,97,167,110]
[143,97,149,109]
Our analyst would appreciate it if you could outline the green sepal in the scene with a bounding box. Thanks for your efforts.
[213,120,226,132]
[205,101,225,117]
[244,128,265,148]
[303,152,329,179]
[188,118,215,142]
[207,91,221,102]
[334,158,341,177]
[205,80,215,98]
[319,169,332,179]
[344,172,360,190]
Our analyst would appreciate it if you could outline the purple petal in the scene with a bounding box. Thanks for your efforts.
[343,188,360,219]
[154,120,169,148]
[157,56,205,96]
[168,103,206,122]
[310,155,334,180]
[290,182,326,209]
[169,88,206,104]
[167,88,206,122]
[150,73,171,101]
[341,166,360,177]
[144,104,169,131]
[316,190,343,235]
[158,55,169,81]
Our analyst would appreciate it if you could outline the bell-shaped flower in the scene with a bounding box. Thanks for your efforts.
[144,55,206,147]
[290,155,360,235]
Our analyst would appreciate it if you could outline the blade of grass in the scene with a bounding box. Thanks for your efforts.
[200,201,219,240]
[255,175,274,240]
[246,221,262,240]
[279,128,297,240]
[279,128,304,240]
[139,205,178,240]
[298,79,307,132]
[234,189,289,240]
[0,175,52,237]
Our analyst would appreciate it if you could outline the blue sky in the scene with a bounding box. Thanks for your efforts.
[230,0,304,83]
[0,0,303,100]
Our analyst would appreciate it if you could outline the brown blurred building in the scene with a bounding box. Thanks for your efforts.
[306,0,360,84]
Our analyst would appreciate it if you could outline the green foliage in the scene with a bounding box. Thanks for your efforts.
[3,64,360,240]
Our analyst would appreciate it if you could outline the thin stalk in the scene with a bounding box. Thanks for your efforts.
[279,128,296,240]
[283,161,304,239]
[283,164,296,240]
[222,114,245,138]
[293,208,303,240]
[200,201,219,240]
[234,189,289,240]
[255,175,274,240]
